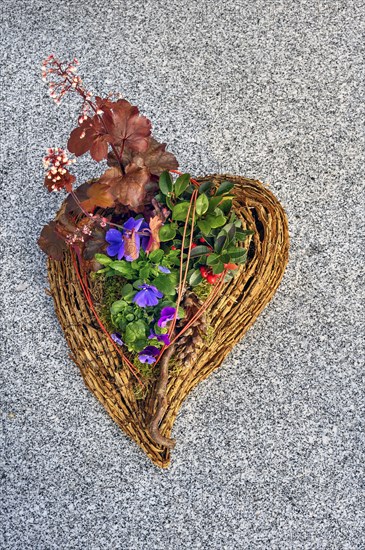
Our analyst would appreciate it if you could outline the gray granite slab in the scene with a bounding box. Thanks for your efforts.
[1,0,364,548]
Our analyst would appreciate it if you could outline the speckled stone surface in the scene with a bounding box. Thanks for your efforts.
[1,0,364,548]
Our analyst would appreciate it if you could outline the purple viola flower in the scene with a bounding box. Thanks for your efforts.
[158,265,171,274]
[148,330,171,346]
[133,284,163,307]
[105,228,124,259]
[157,306,177,328]
[105,217,148,261]
[138,345,160,364]
[111,332,124,346]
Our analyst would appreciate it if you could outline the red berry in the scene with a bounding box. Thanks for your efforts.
[171,246,177,250]
[224,263,238,270]
[191,243,197,248]
[206,274,216,284]
[199,238,205,243]
[200,266,209,278]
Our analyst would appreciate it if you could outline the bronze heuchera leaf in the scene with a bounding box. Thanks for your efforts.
[47,175,289,468]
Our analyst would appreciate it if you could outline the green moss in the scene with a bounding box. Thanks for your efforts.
[203,322,215,346]
[133,383,148,400]
[96,273,126,332]
[193,280,213,301]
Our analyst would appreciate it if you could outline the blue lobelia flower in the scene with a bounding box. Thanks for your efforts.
[133,284,163,307]
[148,330,171,346]
[105,217,149,261]
[138,345,160,364]
[157,306,177,328]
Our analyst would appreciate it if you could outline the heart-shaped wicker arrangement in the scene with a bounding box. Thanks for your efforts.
[47,174,289,468]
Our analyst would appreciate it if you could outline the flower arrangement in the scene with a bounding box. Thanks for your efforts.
[38,55,266,455]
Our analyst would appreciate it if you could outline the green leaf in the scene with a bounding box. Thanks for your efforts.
[154,274,178,295]
[174,173,190,197]
[125,320,147,343]
[110,300,128,315]
[198,181,213,194]
[134,339,149,352]
[177,225,191,236]
[229,248,247,263]
[189,269,203,286]
[154,193,165,204]
[219,198,233,215]
[189,245,210,257]
[172,201,191,221]
[212,261,225,274]
[159,224,177,241]
[109,261,135,278]
[216,180,235,196]
[206,253,221,266]
[139,265,150,280]
[195,193,209,216]
[197,219,212,235]
[236,229,255,241]
[94,267,110,275]
[165,195,175,210]
[222,223,236,245]
[220,253,230,264]
[207,196,224,212]
[214,234,227,254]
[121,283,135,300]
[148,249,164,263]
[132,279,143,289]
[159,171,173,195]
[184,185,194,197]
[94,253,112,265]
[206,211,226,228]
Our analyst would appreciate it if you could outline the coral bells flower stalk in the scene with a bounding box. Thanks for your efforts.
[41,55,89,106]
[43,148,76,192]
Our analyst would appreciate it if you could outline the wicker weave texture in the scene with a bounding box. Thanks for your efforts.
[47,175,289,468]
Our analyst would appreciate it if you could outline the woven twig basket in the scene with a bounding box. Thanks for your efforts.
[47,174,289,467]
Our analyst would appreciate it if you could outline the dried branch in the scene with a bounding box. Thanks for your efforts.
[148,343,176,449]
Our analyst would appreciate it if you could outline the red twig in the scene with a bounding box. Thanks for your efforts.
[169,269,228,347]
[70,248,144,386]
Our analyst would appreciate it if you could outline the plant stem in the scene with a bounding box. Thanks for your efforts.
[54,60,125,174]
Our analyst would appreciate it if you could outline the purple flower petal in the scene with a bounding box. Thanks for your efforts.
[148,330,171,346]
[138,345,160,364]
[158,265,171,274]
[117,240,125,260]
[160,306,176,317]
[107,242,122,257]
[105,228,123,244]
[124,217,144,232]
[111,333,124,346]
[157,306,177,328]
[157,333,170,346]
[133,284,164,308]
[148,285,163,299]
